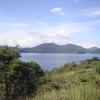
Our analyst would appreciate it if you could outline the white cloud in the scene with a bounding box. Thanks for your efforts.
[50,7,65,15]
[90,11,100,16]
[0,20,98,47]
[72,40,100,48]
[84,7,100,16]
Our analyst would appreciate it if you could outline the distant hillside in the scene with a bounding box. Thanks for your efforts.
[88,47,100,52]
[92,49,100,53]
[0,43,100,53]
[19,43,100,53]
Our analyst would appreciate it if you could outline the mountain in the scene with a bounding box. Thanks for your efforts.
[88,47,100,52]
[20,43,87,53]
[92,49,100,53]
[0,43,100,53]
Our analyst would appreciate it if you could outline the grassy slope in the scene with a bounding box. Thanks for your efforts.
[33,59,100,100]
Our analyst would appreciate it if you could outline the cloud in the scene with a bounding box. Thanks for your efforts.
[84,7,100,17]
[70,40,100,48]
[0,20,91,47]
[50,7,65,15]
[0,18,99,47]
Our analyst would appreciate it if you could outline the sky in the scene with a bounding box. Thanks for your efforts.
[0,0,100,48]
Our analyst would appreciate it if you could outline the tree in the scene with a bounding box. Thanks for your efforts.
[0,47,44,100]
[0,47,20,100]
[10,61,44,100]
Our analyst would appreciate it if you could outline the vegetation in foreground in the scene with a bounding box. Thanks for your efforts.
[0,47,100,100]
[33,57,100,100]
[0,47,44,100]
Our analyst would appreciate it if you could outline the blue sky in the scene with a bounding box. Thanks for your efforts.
[0,0,100,47]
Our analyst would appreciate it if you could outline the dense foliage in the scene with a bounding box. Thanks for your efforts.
[0,47,44,100]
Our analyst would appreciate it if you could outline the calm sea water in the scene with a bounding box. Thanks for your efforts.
[20,53,100,70]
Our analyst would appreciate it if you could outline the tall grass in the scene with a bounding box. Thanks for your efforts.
[33,59,100,100]
[33,83,100,100]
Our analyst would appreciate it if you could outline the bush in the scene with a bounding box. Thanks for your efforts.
[10,61,44,99]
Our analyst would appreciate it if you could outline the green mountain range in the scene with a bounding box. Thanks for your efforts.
[19,43,100,53]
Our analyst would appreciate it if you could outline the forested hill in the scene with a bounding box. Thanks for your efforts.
[19,43,100,53]
[0,43,100,53]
